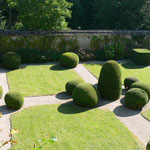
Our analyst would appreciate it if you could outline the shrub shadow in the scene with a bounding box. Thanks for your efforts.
[96,98,115,107]
[50,65,70,71]
[57,101,89,114]
[0,105,17,115]
[122,88,126,96]
[121,63,146,69]
[55,92,72,100]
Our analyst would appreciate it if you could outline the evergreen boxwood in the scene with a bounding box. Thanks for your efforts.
[72,82,99,108]
[125,88,148,109]
[147,141,150,150]
[2,52,21,70]
[60,52,79,68]
[124,76,139,90]
[5,92,24,110]
[130,81,150,99]
[98,60,122,101]
[0,86,3,99]
[65,79,83,95]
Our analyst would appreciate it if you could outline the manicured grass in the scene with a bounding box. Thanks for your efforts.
[142,109,150,121]
[7,64,82,97]
[84,62,150,84]
[10,103,143,150]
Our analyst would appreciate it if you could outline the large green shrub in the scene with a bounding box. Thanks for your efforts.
[60,52,79,68]
[124,76,140,90]
[130,81,150,99]
[125,88,148,109]
[146,141,150,150]
[132,49,150,65]
[72,82,99,108]
[2,52,21,70]
[0,86,3,98]
[98,60,122,101]
[65,79,83,95]
[5,92,24,110]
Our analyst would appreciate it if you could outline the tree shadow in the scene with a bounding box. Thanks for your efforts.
[0,105,17,115]
[121,63,146,69]
[50,65,71,71]
[57,102,89,114]
[55,92,72,100]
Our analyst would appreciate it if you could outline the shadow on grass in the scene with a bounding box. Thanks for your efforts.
[121,63,146,69]
[57,102,89,114]
[50,65,70,71]
[55,92,72,100]
[0,105,17,115]
[113,97,142,117]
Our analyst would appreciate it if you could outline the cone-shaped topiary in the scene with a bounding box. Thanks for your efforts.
[72,82,99,108]
[124,76,139,90]
[146,141,150,150]
[65,79,83,95]
[2,52,21,70]
[60,52,79,68]
[130,81,150,99]
[97,60,122,101]
[0,86,3,99]
[5,92,24,110]
[125,88,148,109]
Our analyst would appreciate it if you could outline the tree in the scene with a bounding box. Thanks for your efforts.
[7,0,72,30]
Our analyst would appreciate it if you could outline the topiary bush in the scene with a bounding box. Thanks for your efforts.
[72,82,99,108]
[125,88,148,109]
[65,79,83,95]
[2,52,21,70]
[60,52,79,68]
[124,76,139,90]
[97,60,122,101]
[0,86,3,99]
[146,141,150,150]
[130,81,150,99]
[5,92,24,110]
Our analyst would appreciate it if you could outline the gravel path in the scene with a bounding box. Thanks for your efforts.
[0,62,150,149]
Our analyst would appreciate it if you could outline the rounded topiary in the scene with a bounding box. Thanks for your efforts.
[97,60,122,101]
[124,76,139,90]
[146,141,150,150]
[65,79,83,95]
[72,82,99,108]
[5,92,24,110]
[125,88,148,109]
[130,81,150,99]
[2,52,21,70]
[60,52,79,68]
[0,86,3,99]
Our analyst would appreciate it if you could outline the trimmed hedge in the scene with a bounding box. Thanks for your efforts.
[147,141,150,150]
[130,81,150,99]
[60,52,79,68]
[125,88,148,109]
[0,86,3,99]
[2,52,21,70]
[65,79,83,95]
[124,76,139,90]
[5,92,24,110]
[72,82,99,108]
[132,49,150,65]
[98,60,122,101]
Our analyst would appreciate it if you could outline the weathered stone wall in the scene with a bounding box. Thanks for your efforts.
[0,30,150,57]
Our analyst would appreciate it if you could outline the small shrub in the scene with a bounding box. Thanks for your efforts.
[65,79,83,95]
[130,82,150,99]
[60,52,79,68]
[98,60,122,101]
[5,92,24,110]
[72,83,99,108]
[146,141,150,150]
[2,52,21,70]
[125,88,148,109]
[124,76,140,90]
[0,86,3,98]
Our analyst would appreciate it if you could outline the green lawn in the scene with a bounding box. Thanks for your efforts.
[84,62,150,84]
[142,109,150,121]
[7,64,82,97]
[10,103,143,150]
